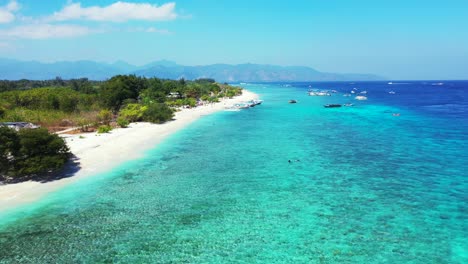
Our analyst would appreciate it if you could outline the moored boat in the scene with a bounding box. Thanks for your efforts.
[308,90,331,96]
[355,95,367,100]
[289,99,297,104]
[324,104,342,108]
[246,100,256,107]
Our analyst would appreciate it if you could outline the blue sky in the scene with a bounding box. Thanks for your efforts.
[0,0,467,79]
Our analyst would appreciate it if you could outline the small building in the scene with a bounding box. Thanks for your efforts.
[167,92,182,98]
[0,122,40,131]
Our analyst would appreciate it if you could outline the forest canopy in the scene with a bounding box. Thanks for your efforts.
[0,75,242,130]
[0,75,242,180]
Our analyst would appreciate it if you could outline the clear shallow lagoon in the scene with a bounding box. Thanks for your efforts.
[0,82,467,263]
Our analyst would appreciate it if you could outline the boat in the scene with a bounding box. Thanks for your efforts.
[289,99,297,104]
[360,91,367,94]
[343,93,351,97]
[245,100,256,107]
[343,103,354,107]
[351,90,356,94]
[252,99,263,105]
[324,104,342,108]
[388,82,393,85]
[355,95,367,100]
[389,91,396,94]
[308,91,331,96]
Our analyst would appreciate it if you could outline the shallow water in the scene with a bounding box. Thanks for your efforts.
[0,82,467,263]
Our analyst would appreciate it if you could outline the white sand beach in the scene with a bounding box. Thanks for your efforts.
[0,90,259,212]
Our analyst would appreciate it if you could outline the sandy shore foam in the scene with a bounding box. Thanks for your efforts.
[0,90,259,212]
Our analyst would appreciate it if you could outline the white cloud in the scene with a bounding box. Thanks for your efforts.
[0,0,20,23]
[6,0,20,12]
[0,1,177,40]
[50,1,177,22]
[0,24,95,39]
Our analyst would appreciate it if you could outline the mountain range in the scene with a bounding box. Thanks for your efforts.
[0,58,384,81]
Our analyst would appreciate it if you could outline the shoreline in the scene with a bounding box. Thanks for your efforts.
[0,90,259,213]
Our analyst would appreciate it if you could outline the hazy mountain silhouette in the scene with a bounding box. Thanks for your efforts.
[0,58,384,81]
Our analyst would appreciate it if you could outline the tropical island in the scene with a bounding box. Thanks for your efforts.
[0,75,258,209]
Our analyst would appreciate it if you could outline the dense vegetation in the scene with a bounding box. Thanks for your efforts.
[0,127,70,181]
[0,77,100,93]
[0,76,242,130]
[0,75,242,180]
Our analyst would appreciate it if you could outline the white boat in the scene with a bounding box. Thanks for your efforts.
[355,95,368,100]
[309,91,331,96]
[360,91,367,94]
[351,90,356,94]
[389,91,396,94]
[246,100,263,107]
[388,82,393,85]
[343,93,351,97]
[318,91,331,96]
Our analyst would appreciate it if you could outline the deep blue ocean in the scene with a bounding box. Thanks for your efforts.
[0,81,467,263]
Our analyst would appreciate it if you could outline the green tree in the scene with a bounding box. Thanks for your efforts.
[99,75,146,111]
[0,106,5,118]
[184,98,197,107]
[143,103,174,124]
[119,103,148,122]
[14,128,70,177]
[140,79,167,104]
[116,117,130,128]
[0,128,70,179]
[97,109,112,125]
[185,83,202,98]
[0,127,20,177]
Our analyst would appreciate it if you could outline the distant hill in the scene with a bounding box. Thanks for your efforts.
[0,58,126,80]
[0,58,384,81]
[134,63,384,82]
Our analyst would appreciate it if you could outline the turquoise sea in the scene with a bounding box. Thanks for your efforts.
[0,82,467,263]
